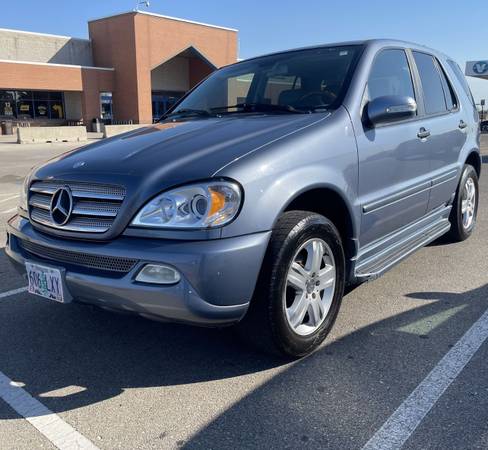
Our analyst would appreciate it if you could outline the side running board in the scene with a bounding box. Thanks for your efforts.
[355,218,451,281]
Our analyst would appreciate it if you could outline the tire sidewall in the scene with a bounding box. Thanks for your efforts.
[268,215,345,357]
[454,165,479,240]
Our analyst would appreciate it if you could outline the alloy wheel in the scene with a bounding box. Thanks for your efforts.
[461,177,476,230]
[284,238,336,336]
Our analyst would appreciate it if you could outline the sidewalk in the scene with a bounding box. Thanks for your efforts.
[0,132,104,145]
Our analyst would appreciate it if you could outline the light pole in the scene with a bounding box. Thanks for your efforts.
[134,1,150,11]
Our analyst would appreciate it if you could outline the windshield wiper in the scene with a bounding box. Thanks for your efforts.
[210,103,310,114]
[163,108,212,120]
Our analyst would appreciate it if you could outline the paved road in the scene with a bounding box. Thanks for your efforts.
[0,135,487,449]
[0,136,98,244]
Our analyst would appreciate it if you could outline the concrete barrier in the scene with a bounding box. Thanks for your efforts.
[17,126,87,144]
[103,124,149,138]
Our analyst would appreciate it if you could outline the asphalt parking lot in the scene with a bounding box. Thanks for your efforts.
[0,135,487,450]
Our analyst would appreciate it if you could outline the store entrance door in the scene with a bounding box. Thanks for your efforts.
[152,91,185,122]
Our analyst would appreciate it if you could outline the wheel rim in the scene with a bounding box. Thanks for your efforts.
[283,238,336,336]
[461,177,476,230]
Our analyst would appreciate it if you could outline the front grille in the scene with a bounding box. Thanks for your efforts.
[29,180,126,233]
[19,238,138,273]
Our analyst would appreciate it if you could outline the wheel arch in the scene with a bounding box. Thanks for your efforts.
[465,151,481,178]
[281,186,358,266]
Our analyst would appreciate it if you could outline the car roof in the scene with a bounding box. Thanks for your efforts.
[238,39,451,64]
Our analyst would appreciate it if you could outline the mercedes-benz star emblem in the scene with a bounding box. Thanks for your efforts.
[50,187,73,226]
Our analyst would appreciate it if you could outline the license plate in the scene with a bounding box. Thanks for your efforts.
[26,262,65,303]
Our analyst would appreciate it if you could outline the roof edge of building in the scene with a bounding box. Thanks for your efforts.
[0,27,88,42]
[0,58,114,71]
[88,10,238,32]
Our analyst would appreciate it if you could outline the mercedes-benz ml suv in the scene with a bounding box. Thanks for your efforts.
[7,40,481,357]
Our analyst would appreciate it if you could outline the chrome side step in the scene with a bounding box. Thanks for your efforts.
[355,215,451,281]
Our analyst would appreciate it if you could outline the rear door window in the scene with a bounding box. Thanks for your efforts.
[437,62,458,111]
[412,52,447,115]
[447,60,476,106]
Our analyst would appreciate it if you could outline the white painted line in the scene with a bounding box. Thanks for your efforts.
[0,195,19,204]
[0,286,27,299]
[363,307,488,450]
[0,371,100,450]
[1,207,18,214]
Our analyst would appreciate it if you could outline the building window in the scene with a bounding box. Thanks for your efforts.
[0,90,65,120]
[152,91,185,121]
[0,90,16,118]
[100,92,113,121]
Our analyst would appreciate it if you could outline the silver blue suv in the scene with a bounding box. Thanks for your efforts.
[7,40,481,357]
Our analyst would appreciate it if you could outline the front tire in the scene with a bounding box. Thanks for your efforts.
[447,164,479,242]
[238,211,345,358]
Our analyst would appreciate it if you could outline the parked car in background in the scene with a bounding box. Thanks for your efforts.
[7,39,481,357]
[481,120,488,133]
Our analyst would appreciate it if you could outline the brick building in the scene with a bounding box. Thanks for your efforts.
[0,11,238,127]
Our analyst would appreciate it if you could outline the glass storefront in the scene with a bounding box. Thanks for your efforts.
[0,90,65,120]
[152,91,184,121]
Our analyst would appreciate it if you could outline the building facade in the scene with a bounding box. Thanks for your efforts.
[0,11,238,126]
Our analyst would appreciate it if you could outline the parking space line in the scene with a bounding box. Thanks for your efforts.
[0,371,100,450]
[0,195,19,204]
[362,307,488,450]
[1,207,18,214]
[0,287,28,299]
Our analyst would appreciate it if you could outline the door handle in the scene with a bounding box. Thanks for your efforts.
[458,120,468,130]
[417,128,431,139]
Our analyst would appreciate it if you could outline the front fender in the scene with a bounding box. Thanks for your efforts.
[219,108,360,239]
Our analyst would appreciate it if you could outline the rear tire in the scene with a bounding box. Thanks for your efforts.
[447,164,479,242]
[237,211,345,358]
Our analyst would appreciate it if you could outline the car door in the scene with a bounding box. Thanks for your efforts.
[356,48,431,246]
[410,51,468,212]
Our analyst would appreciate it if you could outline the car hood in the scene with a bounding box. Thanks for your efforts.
[31,114,329,239]
[34,114,327,186]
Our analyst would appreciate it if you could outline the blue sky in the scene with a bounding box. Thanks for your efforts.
[2,0,488,102]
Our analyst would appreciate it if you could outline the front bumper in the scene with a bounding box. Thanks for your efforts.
[6,216,270,326]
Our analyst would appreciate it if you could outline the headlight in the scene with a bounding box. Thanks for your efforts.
[131,180,242,229]
[19,176,29,212]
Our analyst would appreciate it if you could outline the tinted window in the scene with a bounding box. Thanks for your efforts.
[438,63,458,110]
[226,73,255,106]
[264,75,301,104]
[413,52,447,115]
[367,49,415,101]
[0,90,65,119]
[0,99,15,118]
[33,91,50,101]
[0,91,15,119]
[447,60,476,106]
[168,45,362,116]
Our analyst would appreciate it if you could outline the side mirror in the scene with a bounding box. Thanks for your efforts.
[366,95,417,126]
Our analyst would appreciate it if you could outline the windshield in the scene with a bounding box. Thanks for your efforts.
[163,45,362,119]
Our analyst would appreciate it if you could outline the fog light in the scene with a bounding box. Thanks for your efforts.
[135,264,181,285]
